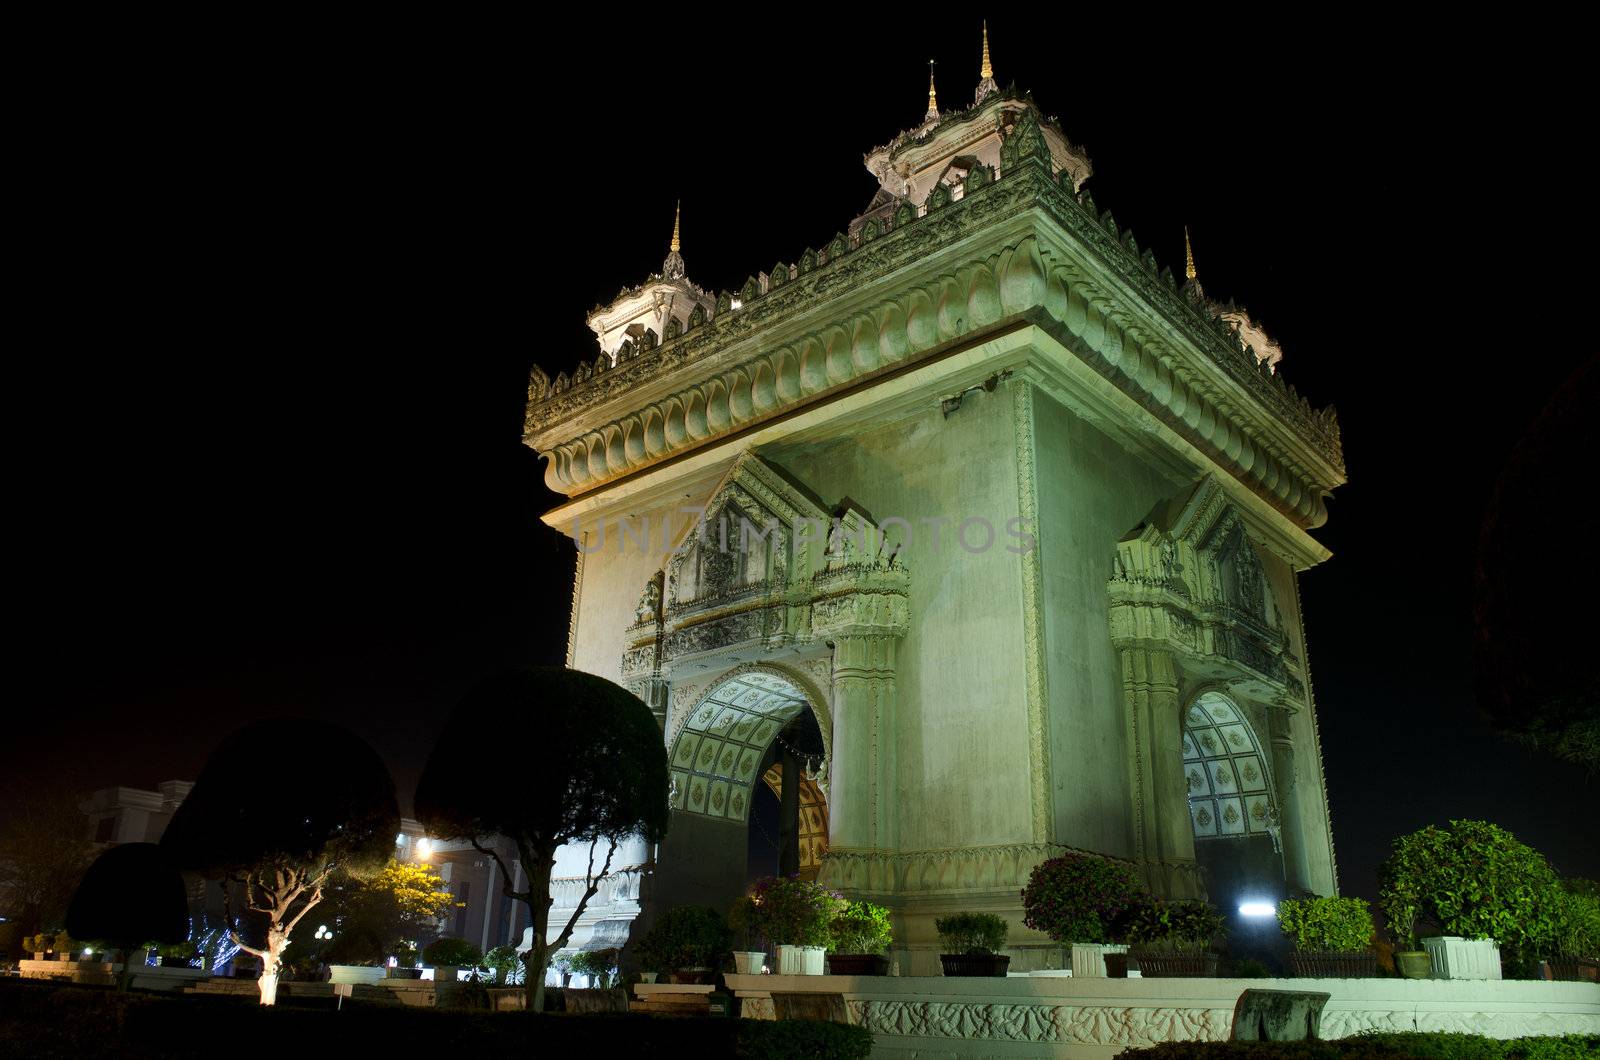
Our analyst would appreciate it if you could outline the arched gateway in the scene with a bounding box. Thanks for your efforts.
[617,454,908,914]
[526,74,1346,971]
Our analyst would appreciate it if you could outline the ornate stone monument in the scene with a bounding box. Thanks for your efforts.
[523,42,1345,971]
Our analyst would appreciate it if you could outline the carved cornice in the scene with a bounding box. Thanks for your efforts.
[526,160,1344,531]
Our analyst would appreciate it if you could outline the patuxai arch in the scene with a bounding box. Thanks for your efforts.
[522,69,1344,972]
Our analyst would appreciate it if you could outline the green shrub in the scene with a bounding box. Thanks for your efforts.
[1123,897,1226,953]
[748,876,844,947]
[482,944,524,984]
[1021,852,1147,944]
[1548,881,1600,960]
[828,900,893,955]
[1277,896,1374,952]
[421,936,481,967]
[1377,819,1556,961]
[935,912,1008,955]
[735,1018,874,1058]
[568,948,619,986]
[636,906,730,970]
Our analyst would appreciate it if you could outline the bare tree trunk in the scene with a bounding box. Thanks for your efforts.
[258,928,288,1006]
[523,856,554,1013]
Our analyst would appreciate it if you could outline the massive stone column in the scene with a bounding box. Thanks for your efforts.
[1268,706,1313,894]
[826,635,899,854]
[1118,646,1204,899]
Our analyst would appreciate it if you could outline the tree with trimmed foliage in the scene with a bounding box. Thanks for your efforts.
[64,843,189,991]
[415,667,670,1012]
[1021,852,1147,944]
[161,719,399,1005]
[1378,819,1557,966]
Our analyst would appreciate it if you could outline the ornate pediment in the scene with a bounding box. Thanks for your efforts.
[621,453,908,684]
[1109,477,1296,695]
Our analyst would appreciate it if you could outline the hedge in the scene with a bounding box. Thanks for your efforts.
[0,981,873,1059]
[1114,1033,1600,1059]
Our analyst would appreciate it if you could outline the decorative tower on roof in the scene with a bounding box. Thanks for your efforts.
[525,45,1345,978]
[1185,227,1283,372]
[924,60,939,125]
[583,204,713,366]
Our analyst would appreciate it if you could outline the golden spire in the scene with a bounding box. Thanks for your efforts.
[927,60,938,116]
[981,21,993,81]
[670,200,681,254]
[1184,226,1197,282]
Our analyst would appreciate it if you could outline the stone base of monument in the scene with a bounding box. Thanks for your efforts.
[722,973,1600,1058]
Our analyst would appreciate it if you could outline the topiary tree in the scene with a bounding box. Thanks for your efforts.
[1020,852,1146,944]
[160,719,399,1005]
[414,667,670,1012]
[64,843,188,991]
[1377,819,1557,964]
[422,936,482,969]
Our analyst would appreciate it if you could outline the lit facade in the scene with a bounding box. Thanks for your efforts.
[524,58,1345,971]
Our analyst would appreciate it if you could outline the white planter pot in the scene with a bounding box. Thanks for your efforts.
[775,944,829,975]
[638,972,658,983]
[733,951,766,974]
[1070,943,1128,978]
[1422,936,1502,980]
[328,964,388,985]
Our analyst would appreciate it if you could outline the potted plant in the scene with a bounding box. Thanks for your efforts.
[154,938,199,969]
[389,941,423,979]
[423,936,482,984]
[636,906,731,984]
[748,876,841,975]
[1276,896,1377,977]
[630,931,662,984]
[935,912,1009,977]
[728,895,767,975]
[1021,852,1144,978]
[1124,897,1225,977]
[1545,880,1600,982]
[568,947,620,988]
[826,899,893,976]
[1380,819,1554,980]
[483,944,525,985]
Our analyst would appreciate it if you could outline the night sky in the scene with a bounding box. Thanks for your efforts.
[16,19,1594,900]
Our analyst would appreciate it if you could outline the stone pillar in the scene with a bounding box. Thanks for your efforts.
[1268,709,1312,894]
[1119,647,1202,898]
[779,749,801,877]
[826,635,899,853]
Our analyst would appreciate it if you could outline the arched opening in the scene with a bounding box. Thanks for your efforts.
[1183,692,1285,898]
[1183,691,1288,964]
[654,666,830,915]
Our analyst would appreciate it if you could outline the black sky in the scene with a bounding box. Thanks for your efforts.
[15,17,1595,898]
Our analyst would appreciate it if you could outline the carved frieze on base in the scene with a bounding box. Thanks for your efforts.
[848,999,1234,1046]
[820,843,1081,896]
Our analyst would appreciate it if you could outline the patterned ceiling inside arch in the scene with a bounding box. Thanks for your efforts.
[669,671,814,823]
[1183,692,1275,841]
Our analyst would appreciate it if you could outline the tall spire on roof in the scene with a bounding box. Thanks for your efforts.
[663,201,685,279]
[1182,226,1204,300]
[925,59,939,123]
[976,21,998,103]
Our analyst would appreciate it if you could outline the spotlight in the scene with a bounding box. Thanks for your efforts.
[1238,901,1276,918]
